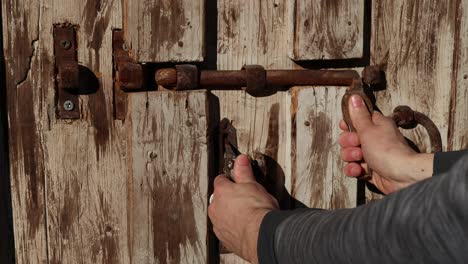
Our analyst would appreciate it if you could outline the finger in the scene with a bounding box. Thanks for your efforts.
[214,175,233,190]
[344,163,363,177]
[341,147,363,162]
[339,120,349,131]
[233,154,256,183]
[338,132,360,148]
[372,111,391,126]
[349,95,374,133]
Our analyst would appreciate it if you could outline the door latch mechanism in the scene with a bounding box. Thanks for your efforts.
[53,25,80,119]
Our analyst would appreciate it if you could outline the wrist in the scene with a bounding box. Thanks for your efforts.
[401,152,434,184]
[243,209,271,264]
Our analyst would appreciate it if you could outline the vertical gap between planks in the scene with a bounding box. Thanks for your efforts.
[0,0,15,261]
[202,0,218,70]
[448,0,463,151]
[37,1,50,262]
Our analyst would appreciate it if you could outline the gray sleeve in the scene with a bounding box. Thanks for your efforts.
[263,154,468,264]
[433,150,468,175]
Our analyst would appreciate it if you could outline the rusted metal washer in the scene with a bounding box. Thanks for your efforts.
[392,105,442,153]
[242,65,267,97]
[175,64,199,91]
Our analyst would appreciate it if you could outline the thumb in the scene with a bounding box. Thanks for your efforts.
[349,95,374,132]
[233,155,256,183]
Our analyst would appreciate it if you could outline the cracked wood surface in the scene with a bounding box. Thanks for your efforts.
[124,0,205,62]
[293,0,364,60]
[2,0,131,263]
[367,0,458,201]
[127,91,215,264]
[216,1,294,262]
[449,0,468,151]
[293,88,356,209]
[3,0,468,263]
[216,1,358,262]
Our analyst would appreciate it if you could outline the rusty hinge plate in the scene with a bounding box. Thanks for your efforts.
[53,25,80,119]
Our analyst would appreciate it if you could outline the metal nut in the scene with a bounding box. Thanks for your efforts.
[63,100,75,111]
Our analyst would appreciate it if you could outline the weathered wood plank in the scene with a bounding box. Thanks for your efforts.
[0,12,15,261]
[216,1,294,263]
[125,0,205,62]
[293,87,356,208]
[293,0,364,60]
[3,0,131,263]
[368,0,457,201]
[127,91,215,264]
[449,0,468,151]
[2,1,48,262]
[45,1,131,263]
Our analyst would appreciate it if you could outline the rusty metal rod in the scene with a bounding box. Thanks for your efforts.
[155,68,361,89]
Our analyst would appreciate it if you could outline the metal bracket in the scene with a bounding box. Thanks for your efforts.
[112,29,143,120]
[53,25,80,119]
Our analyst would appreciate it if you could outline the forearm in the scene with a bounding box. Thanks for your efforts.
[258,154,468,263]
[433,150,468,175]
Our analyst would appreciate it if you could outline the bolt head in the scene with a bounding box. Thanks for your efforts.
[60,40,71,50]
[63,100,75,111]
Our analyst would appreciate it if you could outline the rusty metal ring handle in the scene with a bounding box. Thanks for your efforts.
[391,106,442,153]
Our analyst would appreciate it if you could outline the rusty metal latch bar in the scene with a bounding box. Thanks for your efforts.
[153,65,379,97]
[53,25,80,119]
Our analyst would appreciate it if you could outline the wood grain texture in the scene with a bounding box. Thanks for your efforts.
[368,0,457,201]
[125,0,205,62]
[3,0,130,263]
[216,0,295,263]
[293,88,356,208]
[293,0,364,60]
[47,1,130,263]
[2,1,49,262]
[0,2,15,260]
[127,91,214,264]
[449,0,468,151]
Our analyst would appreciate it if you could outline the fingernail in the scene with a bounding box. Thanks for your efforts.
[236,155,250,166]
[351,166,361,175]
[351,95,364,108]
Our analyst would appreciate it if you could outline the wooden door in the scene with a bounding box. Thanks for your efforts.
[1,0,467,263]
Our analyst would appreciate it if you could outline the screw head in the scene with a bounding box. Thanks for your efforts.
[122,43,129,52]
[304,121,311,127]
[60,40,71,50]
[63,100,74,111]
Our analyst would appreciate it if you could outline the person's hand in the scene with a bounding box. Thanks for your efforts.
[339,95,434,194]
[208,155,279,263]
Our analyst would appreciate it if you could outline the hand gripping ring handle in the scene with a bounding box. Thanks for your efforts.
[341,83,442,181]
